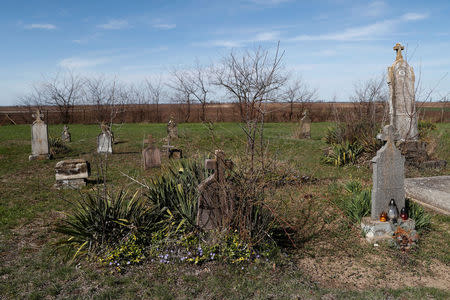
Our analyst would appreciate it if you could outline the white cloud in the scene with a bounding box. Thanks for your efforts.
[58,57,110,68]
[196,30,280,48]
[401,12,428,21]
[24,23,56,30]
[98,19,129,30]
[291,12,429,42]
[249,0,291,5]
[153,23,176,30]
[254,31,280,41]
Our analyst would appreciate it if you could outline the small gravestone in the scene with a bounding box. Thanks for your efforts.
[142,135,161,169]
[97,123,113,154]
[61,125,71,142]
[297,110,311,139]
[54,159,90,189]
[197,150,234,231]
[387,43,418,141]
[167,116,178,140]
[29,109,50,160]
[371,125,406,220]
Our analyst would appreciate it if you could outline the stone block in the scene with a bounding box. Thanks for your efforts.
[55,159,90,181]
[361,217,416,243]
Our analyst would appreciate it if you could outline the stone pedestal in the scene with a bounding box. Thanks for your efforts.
[361,217,415,243]
[54,159,90,189]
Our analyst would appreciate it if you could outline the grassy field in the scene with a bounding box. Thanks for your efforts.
[0,122,449,299]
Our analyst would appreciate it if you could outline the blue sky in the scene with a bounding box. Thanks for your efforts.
[1,0,449,105]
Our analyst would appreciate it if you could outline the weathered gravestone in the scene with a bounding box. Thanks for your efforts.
[167,116,178,140]
[387,43,418,141]
[197,150,234,231]
[297,110,311,139]
[54,159,90,189]
[97,123,113,154]
[61,125,71,142]
[142,135,161,169]
[371,125,405,220]
[29,109,50,160]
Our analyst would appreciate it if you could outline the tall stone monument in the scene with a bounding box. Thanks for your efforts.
[61,125,71,142]
[371,125,405,220]
[297,110,311,139]
[167,116,178,140]
[29,109,50,160]
[197,150,234,231]
[97,123,113,154]
[387,43,418,141]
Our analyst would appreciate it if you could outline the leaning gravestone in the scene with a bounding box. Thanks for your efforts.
[387,43,418,141]
[54,159,90,189]
[298,110,311,139]
[29,109,50,160]
[97,123,113,154]
[142,135,161,169]
[61,125,71,142]
[197,150,234,231]
[371,125,406,219]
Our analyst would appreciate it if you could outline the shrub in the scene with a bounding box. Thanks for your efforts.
[322,142,363,166]
[49,136,70,156]
[418,120,437,139]
[407,199,431,231]
[341,181,371,223]
[55,189,160,261]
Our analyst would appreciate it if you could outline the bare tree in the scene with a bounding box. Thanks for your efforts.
[350,74,388,125]
[284,78,317,121]
[145,77,165,122]
[20,70,84,124]
[84,76,125,125]
[167,69,194,122]
[213,43,288,170]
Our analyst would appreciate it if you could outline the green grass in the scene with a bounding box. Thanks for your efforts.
[0,122,449,299]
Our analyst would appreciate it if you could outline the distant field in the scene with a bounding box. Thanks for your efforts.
[1,101,449,125]
[0,122,449,299]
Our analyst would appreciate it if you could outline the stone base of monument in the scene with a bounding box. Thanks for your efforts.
[398,140,447,169]
[29,154,51,161]
[361,217,415,243]
[55,178,87,189]
[54,159,90,189]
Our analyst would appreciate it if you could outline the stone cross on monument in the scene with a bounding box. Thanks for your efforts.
[32,109,44,123]
[197,150,234,231]
[29,109,50,160]
[393,43,404,61]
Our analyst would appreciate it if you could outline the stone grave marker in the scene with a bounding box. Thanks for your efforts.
[197,150,234,231]
[371,125,405,220]
[387,43,418,141]
[298,110,311,139]
[54,159,90,189]
[142,135,161,169]
[167,116,178,140]
[405,176,450,215]
[97,123,113,154]
[29,109,50,160]
[61,125,71,142]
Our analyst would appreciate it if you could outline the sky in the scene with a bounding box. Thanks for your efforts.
[1,0,450,106]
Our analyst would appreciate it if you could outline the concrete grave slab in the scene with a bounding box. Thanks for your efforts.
[405,176,450,215]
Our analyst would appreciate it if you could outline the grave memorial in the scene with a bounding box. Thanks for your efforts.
[97,123,113,154]
[142,135,161,169]
[29,109,50,160]
[54,159,90,189]
[61,125,71,142]
[298,110,311,139]
[197,150,234,231]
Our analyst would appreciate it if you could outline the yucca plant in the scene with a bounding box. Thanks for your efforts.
[322,141,363,166]
[344,189,371,223]
[49,136,70,156]
[407,199,431,231]
[55,189,161,261]
[146,160,208,230]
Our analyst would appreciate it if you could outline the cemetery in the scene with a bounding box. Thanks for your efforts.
[0,43,449,299]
